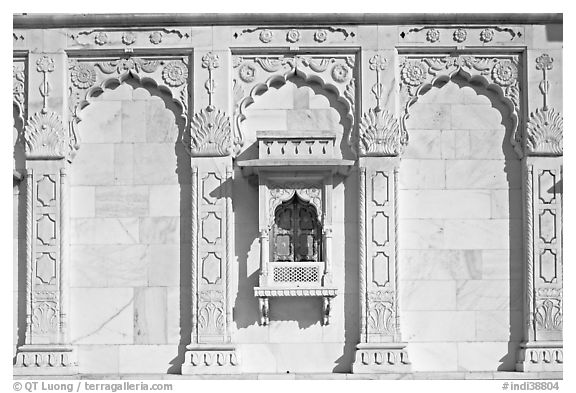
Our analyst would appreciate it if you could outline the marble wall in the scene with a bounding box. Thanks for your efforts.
[399,78,523,371]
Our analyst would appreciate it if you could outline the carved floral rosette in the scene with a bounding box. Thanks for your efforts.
[268,182,323,225]
[232,54,356,150]
[67,28,191,48]
[67,56,189,151]
[398,54,522,157]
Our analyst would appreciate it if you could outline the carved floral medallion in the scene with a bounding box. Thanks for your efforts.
[239,63,257,83]
[259,29,273,43]
[286,29,301,43]
[70,63,96,89]
[453,28,467,42]
[122,31,136,45]
[480,28,494,43]
[149,31,163,44]
[331,64,349,83]
[426,28,440,43]
[400,60,427,87]
[492,60,518,86]
[314,29,328,42]
[94,32,108,45]
[162,61,188,87]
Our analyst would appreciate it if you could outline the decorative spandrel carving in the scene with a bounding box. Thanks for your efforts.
[398,54,522,157]
[187,106,233,157]
[13,61,26,120]
[198,290,225,335]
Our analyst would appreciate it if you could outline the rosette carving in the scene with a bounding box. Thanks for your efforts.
[401,60,428,88]
[480,28,494,43]
[492,59,518,87]
[426,28,440,42]
[526,108,563,156]
[331,64,350,83]
[358,108,405,157]
[286,29,300,43]
[188,106,232,157]
[259,29,273,43]
[314,29,328,42]
[238,63,256,83]
[70,63,96,89]
[162,61,188,87]
[453,28,467,42]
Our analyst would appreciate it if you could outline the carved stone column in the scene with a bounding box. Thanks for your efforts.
[182,50,239,374]
[351,66,411,371]
[517,53,563,372]
[14,53,78,375]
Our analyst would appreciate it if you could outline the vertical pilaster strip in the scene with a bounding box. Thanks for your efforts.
[25,169,33,345]
[358,166,367,344]
[191,166,198,345]
[59,167,68,343]
[393,166,400,339]
[225,166,233,342]
[526,164,535,343]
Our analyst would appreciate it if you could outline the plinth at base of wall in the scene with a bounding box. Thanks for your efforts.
[516,341,563,372]
[13,344,78,376]
[181,345,240,375]
[352,343,411,373]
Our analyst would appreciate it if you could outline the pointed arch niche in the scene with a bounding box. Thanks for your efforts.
[66,57,191,354]
[398,51,525,371]
[233,52,357,326]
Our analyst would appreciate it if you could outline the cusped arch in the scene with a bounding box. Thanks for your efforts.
[232,54,357,151]
[399,55,522,158]
[68,56,189,152]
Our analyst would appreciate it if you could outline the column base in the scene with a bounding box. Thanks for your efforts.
[181,344,240,375]
[352,342,411,373]
[14,344,78,376]
[516,341,563,372]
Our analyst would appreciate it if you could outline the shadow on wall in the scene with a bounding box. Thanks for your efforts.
[424,75,523,371]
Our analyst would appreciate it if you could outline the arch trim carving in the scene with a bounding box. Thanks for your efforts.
[398,53,523,158]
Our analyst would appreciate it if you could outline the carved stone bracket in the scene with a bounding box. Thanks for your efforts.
[398,54,522,157]
[232,53,356,152]
[67,55,189,155]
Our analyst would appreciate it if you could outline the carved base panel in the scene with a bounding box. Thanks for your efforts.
[14,345,77,375]
[516,341,563,372]
[181,345,240,374]
[352,343,411,373]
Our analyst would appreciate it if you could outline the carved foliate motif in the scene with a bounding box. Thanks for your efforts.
[13,62,26,114]
[198,290,225,334]
[357,108,405,156]
[95,57,161,74]
[31,301,58,334]
[24,111,74,159]
[535,298,562,331]
[526,108,563,156]
[187,107,233,157]
[367,290,396,335]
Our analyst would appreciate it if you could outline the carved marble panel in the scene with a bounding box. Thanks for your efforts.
[372,252,390,287]
[538,170,556,204]
[539,249,557,284]
[36,175,56,207]
[371,172,389,206]
[538,209,557,243]
[197,290,225,336]
[67,28,191,49]
[201,212,222,244]
[35,253,57,285]
[202,253,222,284]
[202,173,222,205]
[372,212,389,246]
